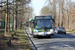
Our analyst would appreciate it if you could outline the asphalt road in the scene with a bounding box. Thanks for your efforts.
[25,28,75,50]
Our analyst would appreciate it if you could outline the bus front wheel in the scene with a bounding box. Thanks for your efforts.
[47,35,51,38]
[33,35,36,38]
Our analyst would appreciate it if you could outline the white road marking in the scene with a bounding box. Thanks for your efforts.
[61,43,73,48]
[50,42,73,49]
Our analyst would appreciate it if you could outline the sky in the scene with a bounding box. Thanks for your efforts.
[31,0,46,16]
[31,0,75,16]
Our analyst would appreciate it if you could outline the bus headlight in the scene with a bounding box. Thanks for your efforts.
[50,29,54,32]
[34,31,39,33]
[34,29,39,33]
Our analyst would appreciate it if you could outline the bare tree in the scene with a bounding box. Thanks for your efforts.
[40,6,51,16]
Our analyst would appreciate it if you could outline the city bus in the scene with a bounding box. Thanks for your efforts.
[29,15,55,38]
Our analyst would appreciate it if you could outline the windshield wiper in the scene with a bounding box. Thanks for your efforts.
[36,26,51,30]
[41,26,51,29]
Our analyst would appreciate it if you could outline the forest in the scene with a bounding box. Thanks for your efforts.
[0,0,33,33]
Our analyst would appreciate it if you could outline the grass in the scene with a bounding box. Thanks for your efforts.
[0,31,4,35]
[15,28,32,50]
[0,28,32,50]
[0,30,7,50]
[66,29,75,33]
[21,35,32,50]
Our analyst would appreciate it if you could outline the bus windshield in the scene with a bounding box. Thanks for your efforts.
[35,20,51,29]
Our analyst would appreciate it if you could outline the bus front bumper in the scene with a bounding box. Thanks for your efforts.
[34,32,54,36]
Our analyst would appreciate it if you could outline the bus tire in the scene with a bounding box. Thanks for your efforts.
[33,35,36,38]
[47,35,51,38]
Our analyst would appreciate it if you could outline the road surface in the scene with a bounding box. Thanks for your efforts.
[25,28,75,50]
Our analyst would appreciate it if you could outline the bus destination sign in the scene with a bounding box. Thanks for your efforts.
[35,16,52,20]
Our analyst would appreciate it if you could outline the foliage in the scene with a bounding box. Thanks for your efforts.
[0,0,33,32]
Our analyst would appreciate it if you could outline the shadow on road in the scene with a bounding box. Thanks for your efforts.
[37,36,51,39]
[51,33,75,39]
[36,40,75,50]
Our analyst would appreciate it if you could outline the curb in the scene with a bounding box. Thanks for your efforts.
[25,29,38,50]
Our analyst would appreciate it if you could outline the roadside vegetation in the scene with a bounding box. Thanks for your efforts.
[0,28,32,50]
[16,29,33,50]
[66,30,75,33]
[0,30,6,50]
[0,0,33,49]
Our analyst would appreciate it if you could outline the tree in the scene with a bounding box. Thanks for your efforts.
[45,0,56,27]
[0,0,32,33]
[45,0,74,30]
[13,0,31,30]
[40,6,51,15]
[5,0,8,34]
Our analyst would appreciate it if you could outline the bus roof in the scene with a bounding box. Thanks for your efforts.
[29,18,35,21]
[29,15,53,21]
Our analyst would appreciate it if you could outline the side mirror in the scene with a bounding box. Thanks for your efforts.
[32,21,34,24]
[52,19,55,23]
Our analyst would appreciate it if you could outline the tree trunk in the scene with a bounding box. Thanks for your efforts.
[5,0,8,34]
[12,0,14,32]
[14,0,17,30]
[8,12,10,33]
[53,0,56,27]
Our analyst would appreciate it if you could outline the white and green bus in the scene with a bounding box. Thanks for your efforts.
[29,15,55,38]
